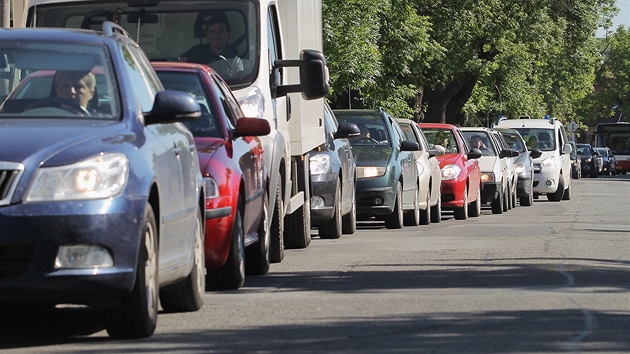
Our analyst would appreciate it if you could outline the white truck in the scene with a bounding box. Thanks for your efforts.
[17,0,329,262]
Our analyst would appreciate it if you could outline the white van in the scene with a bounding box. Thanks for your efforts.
[496,117,572,201]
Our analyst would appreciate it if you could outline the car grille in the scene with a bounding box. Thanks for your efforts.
[0,246,35,279]
[0,162,24,206]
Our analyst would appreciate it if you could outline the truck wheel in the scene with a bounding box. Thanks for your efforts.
[270,178,284,263]
[206,198,245,290]
[246,191,271,275]
[430,193,442,223]
[319,181,342,239]
[284,197,311,249]
[341,182,356,234]
[105,203,158,339]
[159,205,205,312]
[385,182,403,229]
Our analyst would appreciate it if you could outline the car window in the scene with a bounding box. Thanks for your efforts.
[213,74,244,127]
[121,45,158,113]
[422,128,459,154]
[500,131,526,153]
[514,128,556,151]
[336,113,391,147]
[399,123,420,146]
[156,71,222,138]
[461,131,496,156]
[323,104,338,136]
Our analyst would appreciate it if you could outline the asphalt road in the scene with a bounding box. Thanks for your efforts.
[1,174,629,353]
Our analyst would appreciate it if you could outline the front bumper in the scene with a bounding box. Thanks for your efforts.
[480,181,500,205]
[204,194,236,269]
[355,176,396,217]
[532,162,561,194]
[440,175,467,209]
[0,197,146,307]
[310,171,339,224]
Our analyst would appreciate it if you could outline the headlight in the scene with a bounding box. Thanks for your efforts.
[204,177,220,199]
[515,162,526,175]
[481,172,494,183]
[310,154,331,175]
[541,156,556,167]
[441,164,461,180]
[238,86,265,118]
[357,166,386,178]
[25,153,128,202]
[585,158,592,163]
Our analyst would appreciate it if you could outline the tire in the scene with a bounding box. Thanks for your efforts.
[418,191,431,226]
[430,192,442,223]
[468,186,481,217]
[385,182,403,229]
[491,187,504,214]
[520,187,534,207]
[105,203,158,339]
[342,181,356,234]
[246,191,271,276]
[159,205,205,313]
[562,181,571,201]
[453,185,468,220]
[502,187,509,212]
[512,186,518,207]
[547,177,564,202]
[284,196,311,249]
[319,181,342,239]
[206,197,245,290]
[270,178,284,263]
[404,187,421,226]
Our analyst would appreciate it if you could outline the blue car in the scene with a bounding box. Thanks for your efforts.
[0,23,205,339]
[334,108,420,229]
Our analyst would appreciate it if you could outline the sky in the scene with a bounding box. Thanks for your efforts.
[597,0,630,37]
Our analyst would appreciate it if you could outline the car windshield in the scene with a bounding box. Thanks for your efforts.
[461,131,497,156]
[156,71,222,138]
[335,113,391,147]
[500,131,526,153]
[576,144,593,156]
[0,41,120,119]
[422,128,459,154]
[28,1,258,90]
[513,128,556,151]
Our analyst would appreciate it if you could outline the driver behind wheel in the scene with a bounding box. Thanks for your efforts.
[54,70,96,113]
[178,11,243,78]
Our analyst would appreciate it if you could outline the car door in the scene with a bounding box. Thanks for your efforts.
[557,124,572,186]
[325,104,355,213]
[455,128,481,199]
[390,117,416,205]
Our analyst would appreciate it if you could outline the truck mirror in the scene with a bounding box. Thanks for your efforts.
[273,49,330,100]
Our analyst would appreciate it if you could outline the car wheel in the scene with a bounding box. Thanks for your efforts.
[547,177,564,202]
[385,182,403,229]
[430,192,442,223]
[206,197,245,290]
[468,186,481,217]
[319,180,342,239]
[454,185,468,220]
[342,180,356,234]
[270,177,284,263]
[492,187,504,214]
[105,203,158,339]
[159,205,205,312]
[419,190,431,225]
[284,192,311,249]
[246,190,271,276]
[502,186,509,212]
[520,188,534,207]
[404,187,421,226]
[562,181,572,201]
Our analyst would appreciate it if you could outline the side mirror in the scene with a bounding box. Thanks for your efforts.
[334,122,361,139]
[467,148,483,159]
[562,143,572,155]
[400,141,420,151]
[429,144,446,157]
[530,148,543,159]
[234,118,271,138]
[274,50,330,100]
[499,149,513,158]
[145,90,201,125]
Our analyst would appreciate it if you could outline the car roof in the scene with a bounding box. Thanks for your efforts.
[497,118,559,129]
[0,26,110,44]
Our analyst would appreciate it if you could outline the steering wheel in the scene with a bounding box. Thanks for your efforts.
[357,137,380,145]
[25,97,89,116]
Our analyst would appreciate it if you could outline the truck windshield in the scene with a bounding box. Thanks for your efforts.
[27,0,259,90]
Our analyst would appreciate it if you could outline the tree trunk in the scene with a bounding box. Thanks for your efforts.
[421,74,477,125]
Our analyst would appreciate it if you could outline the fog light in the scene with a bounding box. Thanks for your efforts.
[55,244,113,269]
[545,180,553,187]
[374,197,384,206]
[311,196,325,208]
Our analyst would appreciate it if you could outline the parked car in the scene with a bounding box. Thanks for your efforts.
[489,129,520,209]
[397,119,445,224]
[596,147,617,175]
[420,123,483,220]
[576,143,602,178]
[460,127,516,214]
[569,141,582,179]
[496,117,572,202]
[309,103,360,239]
[497,128,543,206]
[0,24,205,339]
[153,62,272,290]
[334,108,420,229]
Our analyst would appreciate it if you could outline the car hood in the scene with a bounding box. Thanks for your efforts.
[351,146,393,167]
[436,153,461,168]
[476,156,500,172]
[194,137,226,170]
[0,118,127,165]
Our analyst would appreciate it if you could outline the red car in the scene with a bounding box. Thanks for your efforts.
[153,62,271,290]
[419,123,483,220]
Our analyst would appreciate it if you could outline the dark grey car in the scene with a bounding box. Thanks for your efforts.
[310,103,360,239]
